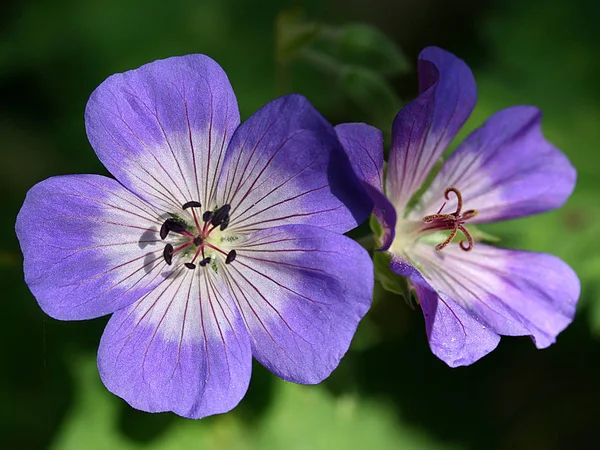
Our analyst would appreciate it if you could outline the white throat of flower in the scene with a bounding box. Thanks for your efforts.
[159,201,239,273]
[390,187,478,256]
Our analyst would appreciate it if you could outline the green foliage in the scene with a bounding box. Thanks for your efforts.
[275,9,320,63]
[335,24,411,76]
[52,355,457,450]
[274,10,405,128]
[339,66,402,126]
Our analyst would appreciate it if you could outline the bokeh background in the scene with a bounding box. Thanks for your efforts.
[2,0,600,448]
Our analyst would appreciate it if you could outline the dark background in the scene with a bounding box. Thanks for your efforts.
[2,0,600,448]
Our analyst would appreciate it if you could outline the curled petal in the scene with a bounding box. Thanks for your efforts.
[225,224,374,383]
[408,243,579,351]
[216,95,372,234]
[15,175,170,320]
[390,255,499,367]
[85,55,240,212]
[335,123,397,251]
[386,47,477,212]
[98,269,252,419]
[412,106,576,222]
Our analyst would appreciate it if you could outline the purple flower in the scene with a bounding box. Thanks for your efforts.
[337,47,580,367]
[15,55,374,418]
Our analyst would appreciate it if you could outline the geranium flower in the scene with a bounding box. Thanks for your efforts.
[336,47,579,367]
[15,55,374,418]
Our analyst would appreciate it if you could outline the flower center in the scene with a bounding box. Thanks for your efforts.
[159,201,237,270]
[420,187,477,252]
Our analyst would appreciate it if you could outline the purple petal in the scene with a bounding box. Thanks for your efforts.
[15,175,170,320]
[390,254,501,366]
[386,47,477,212]
[216,95,372,235]
[334,123,384,191]
[409,242,579,351]
[98,269,252,419]
[335,123,397,250]
[85,55,240,213]
[225,224,374,383]
[412,106,576,222]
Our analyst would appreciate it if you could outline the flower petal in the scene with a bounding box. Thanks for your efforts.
[334,123,384,191]
[386,47,477,212]
[216,95,372,234]
[390,255,500,367]
[15,175,170,320]
[408,243,579,350]
[98,268,252,419]
[411,106,576,222]
[85,55,240,212]
[335,123,397,250]
[223,224,373,383]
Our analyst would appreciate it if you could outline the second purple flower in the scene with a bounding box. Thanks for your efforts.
[337,46,580,367]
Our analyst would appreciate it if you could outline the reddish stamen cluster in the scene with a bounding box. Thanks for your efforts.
[422,187,477,252]
[160,201,237,269]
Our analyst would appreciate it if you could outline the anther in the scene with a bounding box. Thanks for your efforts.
[182,201,202,210]
[163,243,174,265]
[184,262,196,270]
[225,249,237,264]
[199,257,212,267]
[220,215,230,231]
[211,204,231,227]
[202,211,213,222]
[160,218,188,239]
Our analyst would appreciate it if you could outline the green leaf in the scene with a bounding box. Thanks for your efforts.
[369,212,383,241]
[340,65,401,125]
[326,24,410,76]
[373,251,415,309]
[275,9,320,62]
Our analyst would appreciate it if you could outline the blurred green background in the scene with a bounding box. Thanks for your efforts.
[2,0,600,448]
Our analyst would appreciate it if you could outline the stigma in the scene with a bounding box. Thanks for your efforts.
[158,201,238,269]
[421,187,477,252]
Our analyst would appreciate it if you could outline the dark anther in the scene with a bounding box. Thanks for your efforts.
[163,244,174,265]
[199,257,212,267]
[219,215,230,231]
[159,221,169,240]
[211,204,231,227]
[160,218,188,239]
[202,211,213,222]
[193,236,204,246]
[184,262,196,270]
[225,249,237,264]
[182,201,202,210]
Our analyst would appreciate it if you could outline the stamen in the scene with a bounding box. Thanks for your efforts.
[159,218,188,239]
[184,262,196,270]
[202,211,213,222]
[225,249,237,264]
[182,201,202,210]
[163,243,174,265]
[220,215,230,231]
[199,257,211,267]
[211,204,231,227]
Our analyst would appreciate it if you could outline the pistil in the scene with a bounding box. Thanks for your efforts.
[421,187,477,252]
[159,202,237,268]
